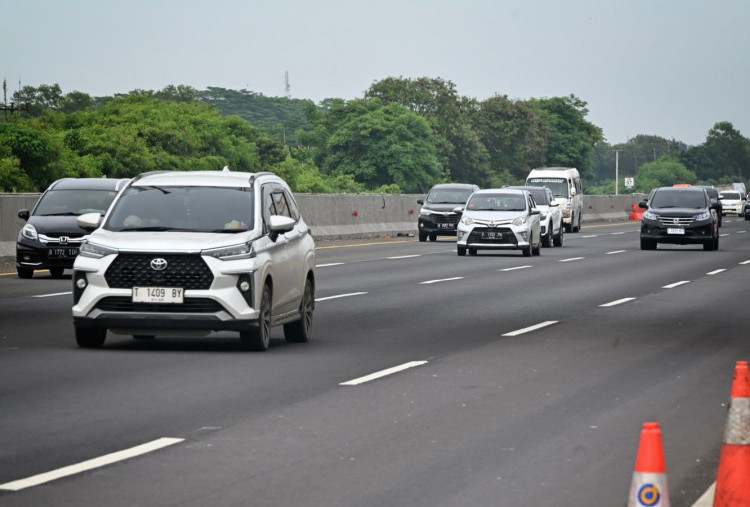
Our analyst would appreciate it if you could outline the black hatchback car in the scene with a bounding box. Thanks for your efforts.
[638,187,721,251]
[16,178,130,278]
[417,183,479,242]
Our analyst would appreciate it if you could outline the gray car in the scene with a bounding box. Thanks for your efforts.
[456,188,542,256]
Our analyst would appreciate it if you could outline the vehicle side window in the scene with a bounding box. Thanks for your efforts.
[284,190,300,221]
[261,184,276,233]
[272,190,292,219]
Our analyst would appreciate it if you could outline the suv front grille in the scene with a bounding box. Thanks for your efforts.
[432,213,459,224]
[105,254,214,289]
[94,297,224,313]
[657,216,694,227]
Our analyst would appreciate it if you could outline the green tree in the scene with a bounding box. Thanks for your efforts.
[528,95,603,179]
[636,156,696,193]
[683,122,750,181]
[325,103,443,193]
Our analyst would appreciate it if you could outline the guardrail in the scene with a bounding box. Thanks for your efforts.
[0,192,647,260]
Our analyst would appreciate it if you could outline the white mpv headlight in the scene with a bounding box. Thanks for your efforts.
[202,242,254,260]
[79,241,119,259]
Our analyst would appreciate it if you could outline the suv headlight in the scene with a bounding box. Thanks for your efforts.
[419,208,433,216]
[79,240,119,259]
[460,216,474,226]
[512,216,528,226]
[643,211,658,221]
[202,242,254,260]
[20,223,38,241]
[694,212,711,221]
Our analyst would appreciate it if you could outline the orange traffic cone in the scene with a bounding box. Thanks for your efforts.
[628,422,670,506]
[713,361,750,507]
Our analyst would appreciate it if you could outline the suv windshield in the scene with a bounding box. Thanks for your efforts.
[426,189,474,204]
[34,189,119,216]
[105,186,254,232]
[467,193,527,212]
[527,178,567,198]
[651,190,707,209]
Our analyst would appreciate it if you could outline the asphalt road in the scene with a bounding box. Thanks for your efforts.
[1,219,750,506]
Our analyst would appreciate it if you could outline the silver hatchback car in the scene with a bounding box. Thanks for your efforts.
[456,188,542,256]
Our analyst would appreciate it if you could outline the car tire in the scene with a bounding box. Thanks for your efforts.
[49,267,65,278]
[468,248,477,256]
[564,223,572,233]
[714,235,720,251]
[240,284,271,351]
[553,226,564,247]
[284,277,314,343]
[703,238,715,251]
[457,246,466,256]
[541,227,552,248]
[429,233,437,242]
[17,267,33,279]
[75,327,106,348]
[640,237,656,250]
[522,245,532,257]
[418,231,427,242]
[532,240,541,256]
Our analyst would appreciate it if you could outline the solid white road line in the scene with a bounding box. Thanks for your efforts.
[740,260,750,265]
[502,321,558,337]
[420,277,464,285]
[315,292,368,302]
[499,266,532,272]
[662,281,690,289]
[599,297,636,307]
[316,262,345,267]
[582,234,598,238]
[610,232,626,235]
[707,269,726,275]
[387,255,421,259]
[559,257,585,262]
[32,292,72,298]
[720,233,730,237]
[605,250,627,255]
[0,437,184,491]
[340,361,428,386]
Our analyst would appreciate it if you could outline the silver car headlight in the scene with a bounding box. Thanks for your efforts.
[79,240,119,259]
[461,216,474,226]
[694,212,710,221]
[643,211,658,221]
[202,242,254,260]
[20,223,38,241]
[512,216,528,226]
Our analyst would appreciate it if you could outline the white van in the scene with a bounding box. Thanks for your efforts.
[525,167,583,232]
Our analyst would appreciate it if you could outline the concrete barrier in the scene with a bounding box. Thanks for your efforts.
[0,192,647,262]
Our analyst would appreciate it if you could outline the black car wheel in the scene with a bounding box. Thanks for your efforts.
[553,226,564,247]
[284,277,314,343]
[49,267,64,278]
[640,237,657,250]
[429,233,437,242]
[418,231,428,242]
[75,327,106,348]
[240,284,272,351]
[17,267,33,279]
[522,245,532,257]
[457,246,466,256]
[541,227,552,248]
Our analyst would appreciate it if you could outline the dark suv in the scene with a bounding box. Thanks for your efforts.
[16,178,130,278]
[417,183,479,242]
[638,187,720,251]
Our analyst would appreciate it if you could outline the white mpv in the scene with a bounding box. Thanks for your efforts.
[71,170,316,351]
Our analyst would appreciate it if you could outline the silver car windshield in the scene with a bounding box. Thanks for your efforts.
[105,186,254,232]
[467,193,527,212]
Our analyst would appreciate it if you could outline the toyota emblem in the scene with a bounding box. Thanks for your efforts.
[150,258,168,271]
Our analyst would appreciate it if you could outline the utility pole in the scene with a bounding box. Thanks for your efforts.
[284,71,291,99]
[615,150,620,196]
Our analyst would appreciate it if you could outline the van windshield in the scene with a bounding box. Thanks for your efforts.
[527,178,568,198]
[426,189,474,204]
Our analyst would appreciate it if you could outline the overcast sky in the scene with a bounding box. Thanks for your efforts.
[2,0,748,146]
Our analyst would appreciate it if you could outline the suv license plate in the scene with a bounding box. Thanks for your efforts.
[667,228,685,235]
[133,287,184,304]
[49,248,79,258]
[438,223,455,229]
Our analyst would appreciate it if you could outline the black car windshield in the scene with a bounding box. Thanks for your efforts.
[34,189,119,216]
[651,190,707,209]
[467,193,526,212]
[426,189,474,204]
[105,186,254,232]
[527,178,568,198]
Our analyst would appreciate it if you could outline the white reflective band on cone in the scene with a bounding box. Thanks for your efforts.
[724,398,750,445]
[628,472,670,507]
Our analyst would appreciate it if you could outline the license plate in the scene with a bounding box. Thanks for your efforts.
[481,231,503,239]
[133,287,184,304]
[438,223,455,229]
[48,248,79,258]
[667,228,685,235]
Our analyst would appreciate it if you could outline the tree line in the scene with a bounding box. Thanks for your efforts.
[2,78,749,194]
